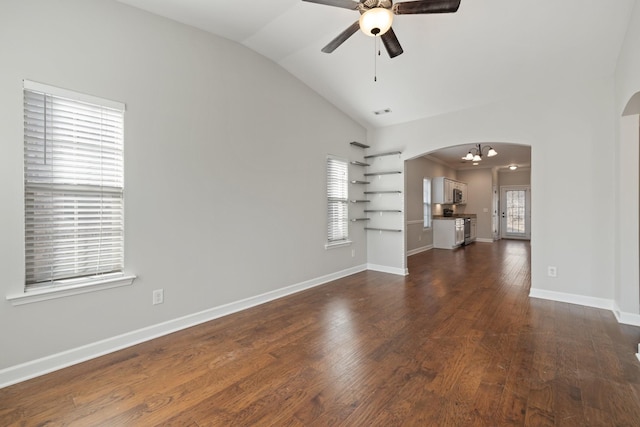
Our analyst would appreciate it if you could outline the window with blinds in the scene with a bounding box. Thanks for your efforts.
[23,81,125,289]
[423,177,432,228]
[326,156,349,245]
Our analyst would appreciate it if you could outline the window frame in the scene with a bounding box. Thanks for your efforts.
[423,177,432,229]
[14,80,135,304]
[325,155,351,249]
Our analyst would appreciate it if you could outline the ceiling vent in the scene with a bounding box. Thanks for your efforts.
[374,108,392,115]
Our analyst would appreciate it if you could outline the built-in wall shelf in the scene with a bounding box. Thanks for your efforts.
[364,210,402,213]
[350,199,370,203]
[365,228,402,232]
[351,180,370,185]
[364,151,402,159]
[350,161,370,167]
[364,171,402,176]
[365,190,402,194]
[350,141,370,149]
[350,218,370,222]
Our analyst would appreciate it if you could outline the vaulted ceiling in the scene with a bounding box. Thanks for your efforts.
[117,0,635,130]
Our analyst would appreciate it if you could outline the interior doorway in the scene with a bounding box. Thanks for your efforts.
[500,185,531,240]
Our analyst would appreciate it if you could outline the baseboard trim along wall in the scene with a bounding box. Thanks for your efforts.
[476,238,494,243]
[0,264,367,389]
[530,288,640,328]
[529,288,614,311]
[407,245,433,256]
[367,263,409,276]
[613,302,640,327]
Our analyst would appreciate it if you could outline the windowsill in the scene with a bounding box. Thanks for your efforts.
[6,274,136,306]
[325,240,352,250]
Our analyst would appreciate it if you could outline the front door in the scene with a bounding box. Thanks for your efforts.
[500,186,531,240]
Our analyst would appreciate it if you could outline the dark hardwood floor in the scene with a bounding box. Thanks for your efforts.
[2,240,640,426]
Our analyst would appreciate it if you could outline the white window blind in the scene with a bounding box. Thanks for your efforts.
[327,156,349,244]
[423,177,432,228]
[23,81,125,288]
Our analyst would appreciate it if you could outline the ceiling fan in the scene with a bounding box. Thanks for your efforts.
[302,0,461,58]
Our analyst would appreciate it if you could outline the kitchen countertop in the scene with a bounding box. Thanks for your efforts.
[433,214,477,220]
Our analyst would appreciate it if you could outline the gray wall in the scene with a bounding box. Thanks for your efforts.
[498,169,531,186]
[457,168,494,240]
[0,0,366,373]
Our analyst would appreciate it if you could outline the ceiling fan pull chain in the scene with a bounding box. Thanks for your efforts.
[374,36,378,82]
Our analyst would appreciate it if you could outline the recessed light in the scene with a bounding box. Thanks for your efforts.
[373,108,392,115]
[509,165,518,170]
[473,162,479,166]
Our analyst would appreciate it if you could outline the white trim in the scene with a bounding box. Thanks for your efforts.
[406,220,425,225]
[0,265,366,389]
[325,240,352,250]
[529,288,614,310]
[476,238,495,243]
[6,275,136,306]
[23,79,125,111]
[407,245,433,256]
[613,302,640,327]
[367,263,408,276]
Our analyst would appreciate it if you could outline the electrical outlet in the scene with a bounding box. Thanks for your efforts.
[547,266,557,278]
[152,289,164,305]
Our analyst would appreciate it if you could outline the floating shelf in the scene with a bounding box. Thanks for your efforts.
[364,210,402,213]
[364,190,402,194]
[364,171,402,176]
[365,228,402,232]
[350,218,370,222]
[350,199,370,203]
[350,161,370,167]
[364,151,402,159]
[350,141,370,149]
[351,180,370,185]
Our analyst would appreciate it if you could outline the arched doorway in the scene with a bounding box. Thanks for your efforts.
[404,142,531,260]
[617,92,640,321]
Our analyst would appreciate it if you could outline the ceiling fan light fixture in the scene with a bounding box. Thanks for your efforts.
[472,154,482,162]
[463,152,474,161]
[359,7,393,37]
[487,147,498,157]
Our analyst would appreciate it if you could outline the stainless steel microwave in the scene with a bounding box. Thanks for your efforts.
[453,188,463,204]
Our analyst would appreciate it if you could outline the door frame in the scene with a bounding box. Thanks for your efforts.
[500,185,531,240]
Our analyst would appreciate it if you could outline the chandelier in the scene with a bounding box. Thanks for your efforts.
[462,144,498,162]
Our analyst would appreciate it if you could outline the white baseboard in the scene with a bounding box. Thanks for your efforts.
[407,245,433,256]
[612,302,640,327]
[529,288,640,328]
[0,264,367,389]
[529,288,614,310]
[476,238,494,243]
[367,263,408,276]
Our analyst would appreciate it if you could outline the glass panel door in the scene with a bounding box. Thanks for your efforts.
[500,186,531,239]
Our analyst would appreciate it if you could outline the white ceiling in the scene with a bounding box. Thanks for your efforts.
[116,0,634,132]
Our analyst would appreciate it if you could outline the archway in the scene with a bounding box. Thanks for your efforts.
[403,142,532,264]
[617,92,640,321]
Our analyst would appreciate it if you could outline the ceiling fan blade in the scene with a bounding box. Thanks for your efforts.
[321,21,361,53]
[393,0,461,15]
[381,27,404,58]
[302,0,361,10]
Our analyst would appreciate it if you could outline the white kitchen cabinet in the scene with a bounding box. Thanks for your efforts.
[433,218,465,249]
[459,182,468,204]
[432,177,467,204]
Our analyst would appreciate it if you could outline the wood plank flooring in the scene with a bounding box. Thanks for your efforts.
[2,240,640,426]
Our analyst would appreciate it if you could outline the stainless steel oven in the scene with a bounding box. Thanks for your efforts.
[464,217,472,245]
